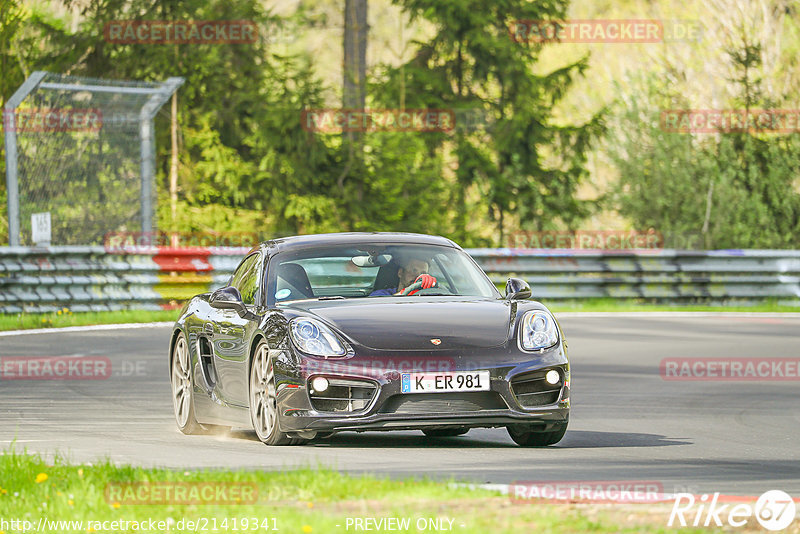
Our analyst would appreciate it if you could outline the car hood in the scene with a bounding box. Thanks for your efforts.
[284,296,513,350]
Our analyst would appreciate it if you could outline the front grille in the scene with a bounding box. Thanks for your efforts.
[308,377,377,413]
[379,392,507,414]
[511,370,562,408]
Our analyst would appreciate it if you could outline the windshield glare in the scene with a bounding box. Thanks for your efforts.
[268,244,498,303]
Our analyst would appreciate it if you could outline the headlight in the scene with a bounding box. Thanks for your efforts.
[519,310,559,351]
[289,317,346,357]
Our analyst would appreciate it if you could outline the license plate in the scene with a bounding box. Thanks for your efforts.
[400,371,490,393]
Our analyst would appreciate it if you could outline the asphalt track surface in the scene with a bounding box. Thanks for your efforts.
[1,315,799,496]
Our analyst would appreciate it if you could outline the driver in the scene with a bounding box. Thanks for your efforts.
[369,256,437,296]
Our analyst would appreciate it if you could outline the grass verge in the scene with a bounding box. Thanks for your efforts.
[0,448,716,533]
[0,310,175,332]
[544,297,800,313]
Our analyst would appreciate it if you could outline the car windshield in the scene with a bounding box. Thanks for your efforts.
[267,243,498,303]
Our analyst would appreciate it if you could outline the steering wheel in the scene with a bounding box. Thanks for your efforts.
[399,275,439,296]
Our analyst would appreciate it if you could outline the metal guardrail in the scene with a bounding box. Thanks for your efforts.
[0,246,246,314]
[468,248,800,300]
[1,247,798,313]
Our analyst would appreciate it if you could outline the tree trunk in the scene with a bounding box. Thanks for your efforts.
[342,0,368,221]
[343,0,367,123]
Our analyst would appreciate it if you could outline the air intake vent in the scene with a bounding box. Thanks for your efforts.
[308,377,377,413]
[510,370,562,407]
[379,392,506,414]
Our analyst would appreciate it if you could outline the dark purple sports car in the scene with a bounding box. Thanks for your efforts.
[169,233,570,446]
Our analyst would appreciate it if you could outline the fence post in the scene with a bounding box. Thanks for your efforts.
[3,72,47,246]
[138,77,184,236]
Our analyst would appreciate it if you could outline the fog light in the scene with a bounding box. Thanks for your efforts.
[545,370,560,385]
[311,376,329,392]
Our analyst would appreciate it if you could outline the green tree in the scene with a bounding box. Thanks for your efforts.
[609,30,800,249]
[373,0,603,246]
[51,0,346,237]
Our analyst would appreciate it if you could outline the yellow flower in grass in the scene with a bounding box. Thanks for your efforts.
[68,499,74,506]
[307,501,314,508]
[77,468,83,478]
[302,526,313,533]
[35,473,48,484]
[87,528,96,533]
[112,502,120,509]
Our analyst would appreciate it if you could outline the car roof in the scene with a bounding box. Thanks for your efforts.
[260,232,458,254]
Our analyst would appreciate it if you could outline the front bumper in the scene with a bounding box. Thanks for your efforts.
[273,343,570,433]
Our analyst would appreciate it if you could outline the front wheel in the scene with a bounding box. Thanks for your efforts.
[249,341,294,446]
[506,423,567,446]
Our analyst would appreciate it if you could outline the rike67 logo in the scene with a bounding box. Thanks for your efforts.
[669,490,797,531]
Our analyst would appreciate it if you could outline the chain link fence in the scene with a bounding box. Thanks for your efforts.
[3,72,182,246]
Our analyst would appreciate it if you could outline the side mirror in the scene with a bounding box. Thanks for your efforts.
[505,278,532,300]
[210,286,250,316]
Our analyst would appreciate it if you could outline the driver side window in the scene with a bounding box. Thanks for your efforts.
[230,253,261,305]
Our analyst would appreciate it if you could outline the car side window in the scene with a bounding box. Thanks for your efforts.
[230,253,260,305]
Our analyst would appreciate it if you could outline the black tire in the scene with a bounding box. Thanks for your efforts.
[422,428,470,438]
[171,332,205,435]
[507,423,567,446]
[249,340,294,445]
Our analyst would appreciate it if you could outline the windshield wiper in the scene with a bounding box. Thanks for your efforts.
[317,296,346,300]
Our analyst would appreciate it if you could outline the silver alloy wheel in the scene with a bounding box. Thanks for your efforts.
[250,344,278,440]
[171,335,191,427]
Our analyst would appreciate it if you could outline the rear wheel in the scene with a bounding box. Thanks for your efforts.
[171,333,205,435]
[422,428,469,438]
[249,341,294,446]
[506,423,567,446]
